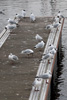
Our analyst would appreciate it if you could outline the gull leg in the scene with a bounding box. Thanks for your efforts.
[46,80,49,84]
[31,53,33,57]
[48,60,51,64]
[34,87,39,91]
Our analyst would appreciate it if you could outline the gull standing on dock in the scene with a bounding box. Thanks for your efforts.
[8,53,19,63]
[30,13,36,22]
[57,11,64,18]
[34,41,45,49]
[53,22,61,30]
[5,24,16,32]
[35,34,43,42]
[35,70,52,84]
[8,18,19,26]
[40,52,54,63]
[14,13,23,21]
[49,48,57,55]
[32,78,42,91]
[48,44,56,51]
[22,10,26,18]
[21,49,34,57]
[45,24,53,30]
[54,16,60,23]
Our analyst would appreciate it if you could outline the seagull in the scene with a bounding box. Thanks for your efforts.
[5,24,16,32]
[21,49,34,57]
[34,41,45,49]
[53,22,61,30]
[22,10,26,18]
[35,70,52,84]
[48,44,56,51]
[54,16,60,23]
[40,52,54,63]
[49,48,57,55]
[35,34,43,42]
[46,24,53,30]
[8,53,19,63]
[32,78,42,91]
[8,18,19,26]
[30,13,36,22]
[57,11,64,18]
[14,14,23,20]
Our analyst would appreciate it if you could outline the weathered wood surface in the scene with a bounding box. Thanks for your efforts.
[0,17,64,100]
[29,18,64,100]
[0,29,6,39]
[0,30,10,48]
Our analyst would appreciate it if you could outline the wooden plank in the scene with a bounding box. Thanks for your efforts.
[39,19,64,100]
[29,18,64,100]
[29,30,56,100]
[0,31,10,48]
[0,29,7,39]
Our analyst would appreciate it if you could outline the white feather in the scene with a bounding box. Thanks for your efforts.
[5,24,16,32]
[22,10,26,18]
[34,41,45,49]
[21,49,34,55]
[8,18,18,25]
[30,13,36,22]
[32,78,42,90]
[8,53,19,62]
[35,34,43,42]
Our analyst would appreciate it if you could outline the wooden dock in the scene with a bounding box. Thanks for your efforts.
[0,17,64,100]
[0,17,53,100]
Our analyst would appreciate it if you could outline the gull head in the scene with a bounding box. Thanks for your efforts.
[47,70,52,74]
[5,26,7,30]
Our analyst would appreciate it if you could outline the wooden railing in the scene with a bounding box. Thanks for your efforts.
[29,18,64,100]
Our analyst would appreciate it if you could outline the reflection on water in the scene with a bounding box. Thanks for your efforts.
[50,1,57,16]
